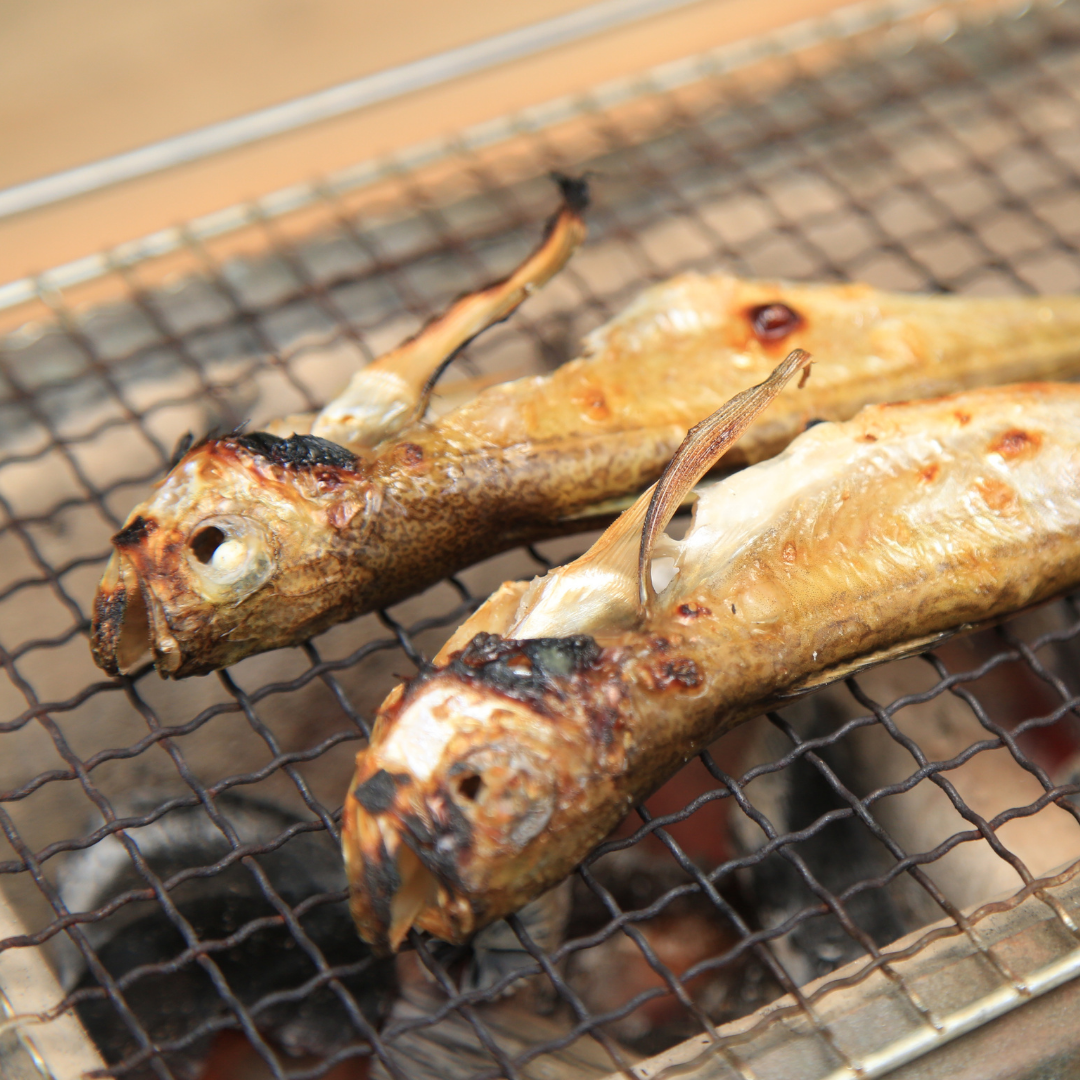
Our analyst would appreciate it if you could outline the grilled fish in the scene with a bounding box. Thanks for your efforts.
[342,356,1080,952]
[92,233,1080,676]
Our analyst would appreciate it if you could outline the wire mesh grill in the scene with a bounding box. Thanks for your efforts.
[4,1,1080,1076]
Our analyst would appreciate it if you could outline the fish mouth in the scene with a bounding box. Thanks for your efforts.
[342,784,470,953]
[386,844,440,951]
[90,552,180,676]
[345,830,444,954]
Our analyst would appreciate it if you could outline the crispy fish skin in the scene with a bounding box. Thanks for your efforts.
[92,272,1080,677]
[444,275,1080,468]
[343,382,1080,951]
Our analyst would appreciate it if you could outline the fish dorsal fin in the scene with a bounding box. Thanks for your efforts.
[638,348,811,610]
[312,175,589,450]
[504,349,811,640]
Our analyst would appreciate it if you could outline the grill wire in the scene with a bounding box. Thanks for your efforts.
[4,0,1080,1076]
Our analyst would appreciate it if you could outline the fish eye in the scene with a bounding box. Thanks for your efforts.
[449,745,553,848]
[185,515,274,598]
[457,774,483,801]
[190,526,226,564]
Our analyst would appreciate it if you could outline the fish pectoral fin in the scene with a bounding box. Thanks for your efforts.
[638,348,812,609]
[404,173,589,429]
[503,350,809,639]
[775,626,970,698]
[312,174,589,450]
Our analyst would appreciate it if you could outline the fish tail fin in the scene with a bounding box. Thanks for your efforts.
[313,176,589,449]
[406,174,589,417]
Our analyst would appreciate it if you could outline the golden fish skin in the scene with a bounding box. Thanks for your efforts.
[343,382,1080,952]
[92,272,1080,677]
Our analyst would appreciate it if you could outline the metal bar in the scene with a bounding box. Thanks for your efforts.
[0,884,105,1080]
[621,864,1080,1080]
[0,0,942,313]
[0,0,715,222]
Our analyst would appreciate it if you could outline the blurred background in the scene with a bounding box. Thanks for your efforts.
[0,0,853,283]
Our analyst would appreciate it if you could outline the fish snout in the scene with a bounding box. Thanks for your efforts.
[342,728,564,952]
[90,550,149,675]
[90,501,284,677]
[90,548,185,676]
[342,766,456,954]
[90,513,189,676]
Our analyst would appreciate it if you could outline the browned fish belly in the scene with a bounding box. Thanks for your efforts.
[342,376,1080,952]
[90,229,1080,677]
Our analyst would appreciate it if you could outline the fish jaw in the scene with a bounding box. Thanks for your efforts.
[91,549,165,674]
[342,633,640,951]
[90,433,375,678]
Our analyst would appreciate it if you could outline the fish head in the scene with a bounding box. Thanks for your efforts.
[342,632,628,952]
[91,432,375,677]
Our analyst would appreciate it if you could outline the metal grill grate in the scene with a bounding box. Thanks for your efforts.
[3,1,1080,1077]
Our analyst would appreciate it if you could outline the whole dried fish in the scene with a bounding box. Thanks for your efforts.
[92,228,1080,676]
[342,356,1080,952]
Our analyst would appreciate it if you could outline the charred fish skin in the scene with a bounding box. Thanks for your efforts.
[92,266,1080,677]
[343,381,1080,949]
[342,632,639,952]
[518,275,1080,470]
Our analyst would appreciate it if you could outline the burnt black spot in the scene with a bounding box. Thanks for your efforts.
[587,703,622,747]
[93,588,126,634]
[658,657,702,689]
[552,172,590,214]
[444,632,601,707]
[747,302,803,343]
[362,839,400,935]
[677,602,711,619]
[441,795,474,853]
[398,443,424,466]
[353,769,398,814]
[406,804,468,888]
[538,175,590,245]
[233,431,358,470]
[528,638,600,677]
[112,515,156,548]
[91,589,128,672]
[402,813,434,846]
[168,431,194,471]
